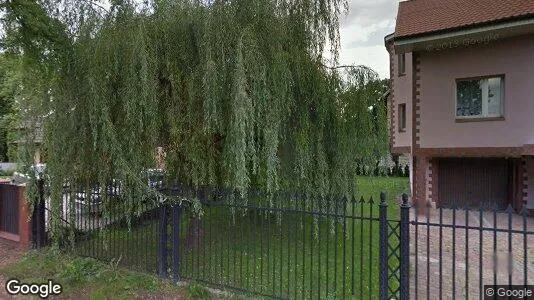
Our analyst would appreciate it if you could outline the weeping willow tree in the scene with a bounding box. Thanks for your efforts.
[2,0,388,240]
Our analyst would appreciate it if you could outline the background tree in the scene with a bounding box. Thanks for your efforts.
[0,53,22,162]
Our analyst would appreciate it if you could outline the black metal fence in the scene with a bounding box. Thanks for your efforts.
[32,182,405,298]
[55,180,161,274]
[157,187,404,299]
[31,180,534,299]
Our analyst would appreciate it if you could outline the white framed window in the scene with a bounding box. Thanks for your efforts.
[456,76,504,119]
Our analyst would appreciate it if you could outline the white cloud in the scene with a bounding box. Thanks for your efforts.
[339,0,400,78]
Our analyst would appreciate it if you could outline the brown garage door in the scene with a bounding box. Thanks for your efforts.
[437,158,513,210]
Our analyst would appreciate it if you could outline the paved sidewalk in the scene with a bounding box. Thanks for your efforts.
[410,207,534,299]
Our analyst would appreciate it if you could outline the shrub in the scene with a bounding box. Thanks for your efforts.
[59,257,103,284]
[187,283,211,300]
[0,169,14,177]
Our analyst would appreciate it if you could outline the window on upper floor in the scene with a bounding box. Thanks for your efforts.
[398,54,406,76]
[398,103,406,132]
[456,76,504,120]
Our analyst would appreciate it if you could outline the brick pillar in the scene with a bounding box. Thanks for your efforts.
[431,158,439,206]
[17,186,32,248]
[413,155,429,214]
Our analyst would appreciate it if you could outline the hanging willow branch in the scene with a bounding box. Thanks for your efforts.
[2,0,389,241]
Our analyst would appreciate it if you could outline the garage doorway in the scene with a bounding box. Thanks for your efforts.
[437,158,521,210]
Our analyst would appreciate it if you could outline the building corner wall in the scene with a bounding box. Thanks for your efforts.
[525,157,534,210]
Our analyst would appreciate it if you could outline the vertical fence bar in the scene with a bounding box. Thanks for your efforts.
[493,207,497,286]
[523,207,528,286]
[300,196,302,299]
[172,203,181,280]
[35,178,46,248]
[200,191,204,281]
[452,204,457,299]
[479,206,483,300]
[217,191,223,286]
[426,202,430,300]
[399,193,410,300]
[258,197,266,292]
[507,205,513,288]
[368,196,374,300]
[317,196,321,299]
[325,197,330,297]
[266,195,271,294]
[465,207,469,299]
[302,195,307,299]
[248,198,252,292]
[309,195,314,299]
[227,194,231,287]
[158,203,168,278]
[278,195,286,297]
[359,196,364,299]
[379,192,389,300]
[286,198,291,298]
[414,199,419,300]
[252,195,257,293]
[91,186,95,258]
[208,191,213,283]
[272,194,276,296]
[342,196,347,300]
[351,196,356,297]
[439,205,443,298]
[334,197,338,297]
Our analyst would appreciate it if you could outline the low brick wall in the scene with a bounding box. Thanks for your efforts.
[0,184,32,248]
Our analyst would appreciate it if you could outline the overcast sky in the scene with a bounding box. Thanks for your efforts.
[339,0,399,78]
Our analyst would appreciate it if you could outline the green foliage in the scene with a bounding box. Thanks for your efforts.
[1,0,390,242]
[0,54,19,162]
[0,113,19,162]
[187,283,212,300]
[0,169,15,177]
[59,257,104,284]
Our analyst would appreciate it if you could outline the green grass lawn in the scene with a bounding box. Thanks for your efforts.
[72,176,409,299]
[356,175,410,199]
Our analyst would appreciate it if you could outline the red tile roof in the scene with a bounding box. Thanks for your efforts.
[395,0,534,38]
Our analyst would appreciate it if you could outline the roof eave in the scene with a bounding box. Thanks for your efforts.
[384,33,395,45]
[393,15,534,53]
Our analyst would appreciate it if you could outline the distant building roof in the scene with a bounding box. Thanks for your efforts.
[395,0,534,39]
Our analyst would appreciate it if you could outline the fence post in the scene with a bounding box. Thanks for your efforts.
[379,192,389,300]
[34,178,46,248]
[158,203,168,278]
[172,203,181,280]
[400,193,410,300]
